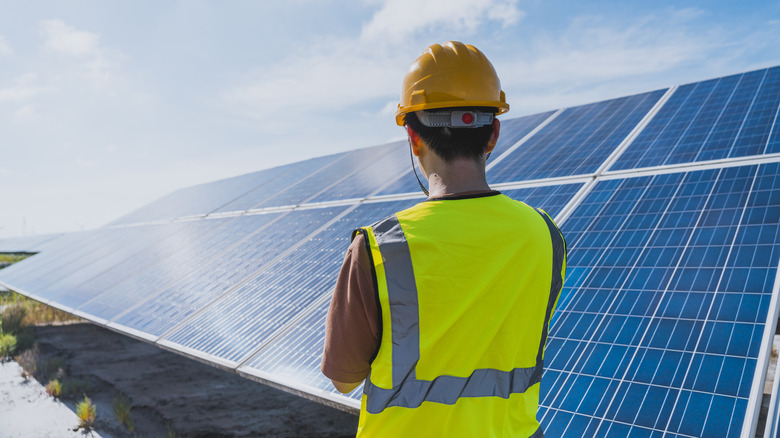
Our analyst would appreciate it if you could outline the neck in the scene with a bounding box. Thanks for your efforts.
[423,157,491,198]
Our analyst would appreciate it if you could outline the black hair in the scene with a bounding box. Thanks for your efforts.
[404,107,496,162]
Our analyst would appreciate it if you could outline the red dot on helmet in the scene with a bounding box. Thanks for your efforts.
[462,113,474,124]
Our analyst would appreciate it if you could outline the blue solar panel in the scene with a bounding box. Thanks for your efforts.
[502,183,583,219]
[376,111,557,195]
[612,66,780,170]
[212,153,346,213]
[108,165,297,226]
[110,207,350,338]
[0,233,63,253]
[305,142,411,203]
[487,90,667,183]
[540,162,780,437]
[75,213,292,327]
[161,200,417,365]
[0,228,149,295]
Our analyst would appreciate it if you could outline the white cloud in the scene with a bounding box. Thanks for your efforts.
[0,74,43,105]
[0,36,12,56]
[0,84,39,103]
[37,19,119,86]
[39,19,100,57]
[494,8,752,113]
[361,0,523,43]
[222,0,524,124]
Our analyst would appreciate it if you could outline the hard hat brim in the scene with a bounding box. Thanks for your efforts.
[395,101,509,126]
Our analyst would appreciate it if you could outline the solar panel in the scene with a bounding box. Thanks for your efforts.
[502,183,584,219]
[0,233,63,253]
[108,164,294,226]
[110,206,349,338]
[540,163,780,437]
[212,153,348,213]
[1,65,779,434]
[612,66,780,170]
[487,89,667,183]
[160,200,418,367]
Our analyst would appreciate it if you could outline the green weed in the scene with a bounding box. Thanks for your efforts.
[1,302,26,335]
[0,253,31,265]
[76,395,97,430]
[0,333,16,360]
[0,291,79,326]
[45,379,62,398]
[63,378,92,398]
[112,393,134,432]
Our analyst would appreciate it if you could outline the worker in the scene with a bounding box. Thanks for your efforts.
[321,41,567,437]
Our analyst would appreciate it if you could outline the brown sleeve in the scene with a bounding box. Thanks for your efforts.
[321,233,380,384]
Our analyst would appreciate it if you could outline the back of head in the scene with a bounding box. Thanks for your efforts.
[395,41,509,162]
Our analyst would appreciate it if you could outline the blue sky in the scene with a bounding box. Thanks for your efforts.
[1,0,779,238]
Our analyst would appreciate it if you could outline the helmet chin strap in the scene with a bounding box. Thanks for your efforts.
[409,138,429,197]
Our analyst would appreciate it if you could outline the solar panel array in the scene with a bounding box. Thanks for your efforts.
[1,65,780,436]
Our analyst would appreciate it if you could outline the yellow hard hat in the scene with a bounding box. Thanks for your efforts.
[395,41,509,126]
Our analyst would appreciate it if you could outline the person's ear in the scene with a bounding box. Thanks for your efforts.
[486,118,500,154]
[406,125,422,157]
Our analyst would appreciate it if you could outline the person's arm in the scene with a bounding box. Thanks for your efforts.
[331,380,362,394]
[321,233,380,393]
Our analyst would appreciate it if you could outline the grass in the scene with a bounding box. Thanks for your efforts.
[45,379,62,398]
[76,395,97,431]
[15,344,39,380]
[0,333,16,360]
[1,291,79,327]
[0,253,32,265]
[62,377,92,398]
[0,301,26,335]
[113,393,134,432]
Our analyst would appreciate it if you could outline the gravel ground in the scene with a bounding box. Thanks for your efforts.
[2,322,357,437]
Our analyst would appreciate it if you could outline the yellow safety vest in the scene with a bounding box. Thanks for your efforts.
[354,193,566,438]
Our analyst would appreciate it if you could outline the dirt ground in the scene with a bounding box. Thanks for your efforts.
[22,322,358,437]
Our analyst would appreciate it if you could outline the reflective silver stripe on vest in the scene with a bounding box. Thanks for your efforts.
[364,210,566,425]
[535,208,567,365]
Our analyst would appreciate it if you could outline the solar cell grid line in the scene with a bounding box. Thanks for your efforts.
[0,227,150,293]
[699,68,770,162]
[245,142,398,210]
[484,109,562,172]
[375,110,558,196]
[599,167,747,437]
[105,166,286,226]
[70,213,285,328]
[159,200,417,366]
[44,219,222,312]
[237,295,364,409]
[211,153,346,214]
[541,172,700,434]
[487,89,667,184]
[28,223,179,300]
[501,183,584,220]
[0,231,95,292]
[305,141,413,204]
[109,206,350,338]
[611,66,780,171]
[540,174,680,436]
[539,164,780,437]
[0,233,63,253]
[610,76,726,171]
[669,72,748,165]
[764,80,780,155]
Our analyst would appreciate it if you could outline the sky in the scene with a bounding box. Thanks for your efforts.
[1,0,779,238]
